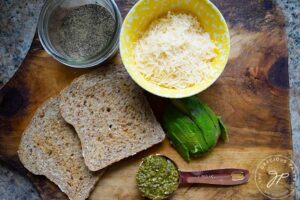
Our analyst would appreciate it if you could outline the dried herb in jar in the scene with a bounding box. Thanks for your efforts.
[59,4,116,59]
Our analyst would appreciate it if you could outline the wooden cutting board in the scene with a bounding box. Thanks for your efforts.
[0,0,293,199]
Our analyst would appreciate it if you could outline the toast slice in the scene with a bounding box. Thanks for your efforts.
[18,96,103,200]
[59,65,165,171]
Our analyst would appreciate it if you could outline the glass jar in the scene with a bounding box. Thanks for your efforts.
[38,0,122,68]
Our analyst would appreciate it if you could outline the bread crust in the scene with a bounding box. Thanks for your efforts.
[59,65,165,171]
[18,96,103,200]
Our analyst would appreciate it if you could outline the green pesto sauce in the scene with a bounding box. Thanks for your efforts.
[136,155,179,200]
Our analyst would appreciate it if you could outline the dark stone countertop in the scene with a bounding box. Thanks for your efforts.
[275,0,300,198]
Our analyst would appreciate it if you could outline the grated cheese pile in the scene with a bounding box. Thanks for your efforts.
[134,12,218,89]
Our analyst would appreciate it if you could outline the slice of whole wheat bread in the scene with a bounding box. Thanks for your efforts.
[59,65,165,171]
[18,96,103,200]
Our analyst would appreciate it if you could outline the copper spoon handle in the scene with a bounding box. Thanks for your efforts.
[179,168,250,186]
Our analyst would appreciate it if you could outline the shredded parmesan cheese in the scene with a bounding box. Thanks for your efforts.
[134,12,218,89]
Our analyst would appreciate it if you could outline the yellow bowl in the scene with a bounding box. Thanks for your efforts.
[120,0,230,98]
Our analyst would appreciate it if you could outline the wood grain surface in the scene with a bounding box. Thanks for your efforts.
[0,0,293,199]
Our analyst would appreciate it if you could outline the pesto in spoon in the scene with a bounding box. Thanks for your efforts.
[136,155,249,200]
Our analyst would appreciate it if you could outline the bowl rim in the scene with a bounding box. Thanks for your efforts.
[38,0,122,68]
[120,0,230,98]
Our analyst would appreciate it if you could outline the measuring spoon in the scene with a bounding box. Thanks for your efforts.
[138,155,250,199]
